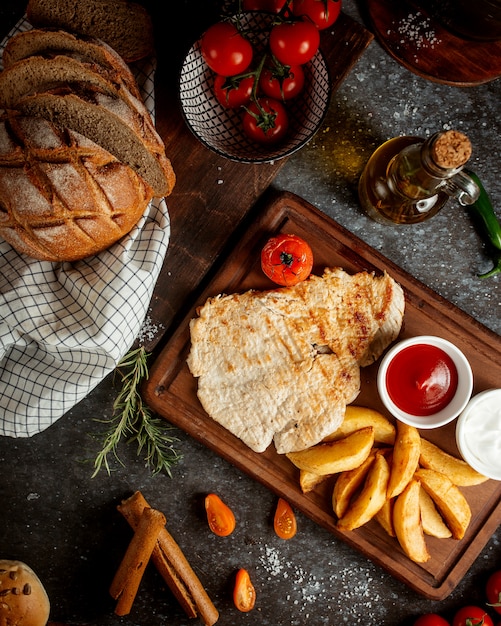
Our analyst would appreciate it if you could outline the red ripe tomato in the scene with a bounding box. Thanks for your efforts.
[242,0,288,11]
[259,63,305,100]
[233,568,256,612]
[213,74,255,108]
[414,615,451,626]
[261,233,313,286]
[242,97,289,145]
[204,493,236,536]
[269,18,320,65]
[201,21,253,76]
[487,571,501,615]
[273,497,297,539]
[292,0,342,30]
[453,606,494,626]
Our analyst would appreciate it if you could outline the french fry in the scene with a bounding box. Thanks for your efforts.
[337,451,390,531]
[286,427,375,476]
[419,438,488,487]
[374,497,395,537]
[387,422,421,499]
[324,406,396,445]
[332,451,377,519]
[415,468,471,540]
[393,479,430,564]
[419,485,452,539]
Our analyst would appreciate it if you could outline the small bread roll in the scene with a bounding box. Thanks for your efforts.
[0,560,50,626]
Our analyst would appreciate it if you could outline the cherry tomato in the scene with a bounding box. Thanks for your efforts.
[414,615,451,626]
[213,74,255,108]
[204,493,236,536]
[233,568,256,612]
[453,606,494,626]
[269,18,320,65]
[259,63,305,100]
[273,497,297,539]
[261,233,313,286]
[292,0,342,30]
[242,0,288,11]
[201,21,253,76]
[242,97,289,145]
[487,571,501,615]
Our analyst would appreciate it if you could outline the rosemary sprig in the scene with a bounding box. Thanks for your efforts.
[92,346,182,477]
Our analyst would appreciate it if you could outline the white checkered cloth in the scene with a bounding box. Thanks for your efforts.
[0,18,171,437]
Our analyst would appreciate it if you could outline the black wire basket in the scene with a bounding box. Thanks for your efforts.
[179,12,331,163]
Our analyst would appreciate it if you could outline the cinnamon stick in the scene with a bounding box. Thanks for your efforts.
[117,491,219,626]
[110,506,166,616]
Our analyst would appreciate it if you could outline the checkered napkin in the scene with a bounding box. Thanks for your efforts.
[0,18,171,437]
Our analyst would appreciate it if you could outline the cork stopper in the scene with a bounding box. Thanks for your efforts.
[432,130,472,169]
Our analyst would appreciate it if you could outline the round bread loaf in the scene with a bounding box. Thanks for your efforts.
[0,111,154,261]
[0,559,50,626]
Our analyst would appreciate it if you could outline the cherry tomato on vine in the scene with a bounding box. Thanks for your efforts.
[204,493,236,536]
[261,233,313,286]
[292,0,342,30]
[233,568,256,612]
[201,21,253,76]
[487,571,501,615]
[273,497,297,539]
[452,606,494,626]
[269,18,320,65]
[242,97,289,145]
[213,74,255,108]
[242,0,288,11]
[413,615,451,626]
[259,63,305,100]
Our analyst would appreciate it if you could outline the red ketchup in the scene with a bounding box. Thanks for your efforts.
[386,344,458,416]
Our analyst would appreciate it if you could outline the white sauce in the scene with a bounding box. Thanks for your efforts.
[456,389,501,481]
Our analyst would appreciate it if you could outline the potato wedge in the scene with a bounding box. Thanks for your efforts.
[332,451,377,518]
[375,497,396,537]
[415,468,471,540]
[419,438,488,487]
[299,469,328,494]
[387,422,421,499]
[393,479,430,563]
[419,485,452,539]
[286,427,375,476]
[337,451,390,531]
[324,405,396,445]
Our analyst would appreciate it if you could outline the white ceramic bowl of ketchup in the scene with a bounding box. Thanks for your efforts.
[377,335,474,429]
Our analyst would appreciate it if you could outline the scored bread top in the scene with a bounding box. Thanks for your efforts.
[26,0,155,62]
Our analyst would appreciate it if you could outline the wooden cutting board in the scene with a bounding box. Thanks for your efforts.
[143,190,501,601]
[143,12,374,350]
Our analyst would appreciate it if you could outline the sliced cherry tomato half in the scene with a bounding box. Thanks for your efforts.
[213,74,255,108]
[233,568,256,612]
[452,606,494,626]
[201,21,253,76]
[259,63,305,101]
[242,97,289,145]
[487,571,501,615]
[273,497,297,539]
[261,233,314,286]
[414,615,451,626]
[292,0,342,30]
[205,493,236,536]
[269,18,320,65]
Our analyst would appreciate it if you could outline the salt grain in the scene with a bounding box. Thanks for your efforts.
[137,314,164,345]
[393,12,441,49]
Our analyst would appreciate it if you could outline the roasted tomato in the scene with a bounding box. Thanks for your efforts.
[452,606,494,626]
[261,233,314,286]
[201,21,253,76]
[204,493,236,536]
[273,497,297,539]
[233,568,256,612]
[487,571,501,615]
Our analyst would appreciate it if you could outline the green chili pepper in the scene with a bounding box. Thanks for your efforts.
[464,169,501,278]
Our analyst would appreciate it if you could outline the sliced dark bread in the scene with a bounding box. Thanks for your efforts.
[3,28,141,99]
[26,0,154,62]
[14,88,175,197]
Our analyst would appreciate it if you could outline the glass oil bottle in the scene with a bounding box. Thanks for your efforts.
[358,130,480,224]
